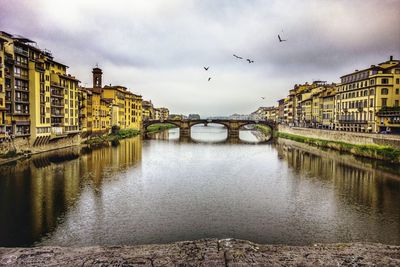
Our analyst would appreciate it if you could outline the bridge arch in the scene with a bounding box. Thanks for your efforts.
[189,120,230,129]
[143,120,182,130]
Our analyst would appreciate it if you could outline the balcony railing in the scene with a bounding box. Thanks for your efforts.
[14,73,29,80]
[14,47,28,56]
[13,111,30,115]
[339,120,367,124]
[15,85,28,91]
[15,98,29,104]
[51,103,64,108]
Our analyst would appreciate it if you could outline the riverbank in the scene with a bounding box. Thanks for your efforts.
[84,129,140,146]
[1,239,399,266]
[277,126,400,163]
[146,123,176,133]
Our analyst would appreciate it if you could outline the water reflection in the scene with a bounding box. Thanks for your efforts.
[0,137,142,247]
[0,128,399,247]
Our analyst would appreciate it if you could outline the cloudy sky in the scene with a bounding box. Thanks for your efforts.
[1,0,399,117]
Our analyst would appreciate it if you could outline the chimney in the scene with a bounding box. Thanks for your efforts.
[92,67,103,88]
[390,55,393,61]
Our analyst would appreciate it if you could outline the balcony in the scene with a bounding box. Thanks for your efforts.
[51,101,64,108]
[339,120,367,124]
[35,63,45,71]
[15,98,29,104]
[14,61,28,68]
[5,57,14,66]
[51,113,64,118]
[4,70,12,78]
[14,47,28,56]
[51,90,64,98]
[50,82,64,89]
[14,86,29,92]
[376,107,400,117]
[14,73,29,80]
[13,111,30,116]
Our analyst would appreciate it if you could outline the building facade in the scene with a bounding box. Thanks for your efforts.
[335,57,400,133]
[0,31,80,146]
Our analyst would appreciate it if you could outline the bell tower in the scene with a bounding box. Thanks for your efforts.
[92,66,103,88]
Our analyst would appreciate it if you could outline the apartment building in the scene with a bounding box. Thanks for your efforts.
[83,67,142,133]
[335,56,400,133]
[0,31,79,145]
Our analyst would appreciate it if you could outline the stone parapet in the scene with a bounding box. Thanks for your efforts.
[0,239,399,266]
[278,125,400,149]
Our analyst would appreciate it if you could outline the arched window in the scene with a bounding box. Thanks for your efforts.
[370,89,374,95]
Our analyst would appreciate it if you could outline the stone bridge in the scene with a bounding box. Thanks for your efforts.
[143,119,276,138]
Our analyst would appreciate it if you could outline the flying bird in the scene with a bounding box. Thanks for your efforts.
[261,97,266,99]
[247,59,254,63]
[278,34,287,42]
[208,77,211,81]
[204,67,209,71]
[233,54,243,59]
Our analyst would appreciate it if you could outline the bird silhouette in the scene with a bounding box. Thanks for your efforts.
[261,97,265,99]
[278,34,287,42]
[204,67,209,71]
[247,59,254,63]
[233,54,243,59]
[208,77,211,81]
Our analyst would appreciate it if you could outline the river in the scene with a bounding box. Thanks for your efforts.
[0,124,399,247]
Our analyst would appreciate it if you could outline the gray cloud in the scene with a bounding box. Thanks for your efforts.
[1,0,399,117]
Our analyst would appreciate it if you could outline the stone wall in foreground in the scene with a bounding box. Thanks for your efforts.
[278,125,400,149]
[0,239,399,266]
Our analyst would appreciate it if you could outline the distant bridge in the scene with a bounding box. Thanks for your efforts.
[143,119,276,138]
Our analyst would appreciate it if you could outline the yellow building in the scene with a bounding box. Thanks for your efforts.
[336,56,400,133]
[1,32,31,139]
[0,38,6,139]
[124,91,142,130]
[78,88,89,136]
[0,31,80,146]
[49,60,80,138]
[320,88,337,129]
[159,107,169,120]
[142,100,154,121]
[83,67,142,133]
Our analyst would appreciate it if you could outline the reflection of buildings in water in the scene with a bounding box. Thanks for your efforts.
[80,136,142,188]
[147,130,170,140]
[276,140,400,214]
[0,137,143,246]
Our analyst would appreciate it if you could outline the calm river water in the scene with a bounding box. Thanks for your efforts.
[0,124,399,247]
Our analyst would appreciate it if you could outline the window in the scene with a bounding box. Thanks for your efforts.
[370,79,375,85]
[381,88,389,95]
[396,78,400,84]
[381,78,389,84]
[381,98,387,107]
[370,99,374,107]
[370,89,374,95]
[395,100,399,107]
[396,89,399,94]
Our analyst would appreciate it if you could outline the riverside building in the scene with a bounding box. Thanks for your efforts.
[0,31,79,146]
[335,56,400,133]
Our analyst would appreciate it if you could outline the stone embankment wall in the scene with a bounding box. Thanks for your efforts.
[0,239,399,266]
[278,125,400,149]
[0,135,81,155]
